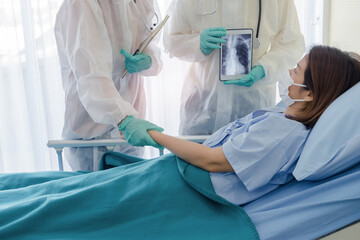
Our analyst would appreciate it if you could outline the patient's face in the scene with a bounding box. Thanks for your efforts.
[289,55,309,100]
[290,55,307,85]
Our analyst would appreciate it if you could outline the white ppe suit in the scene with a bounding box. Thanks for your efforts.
[54,0,162,171]
[163,0,305,135]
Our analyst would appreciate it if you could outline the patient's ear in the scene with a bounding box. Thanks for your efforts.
[305,90,313,102]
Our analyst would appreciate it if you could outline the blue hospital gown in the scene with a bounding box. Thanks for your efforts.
[204,110,309,205]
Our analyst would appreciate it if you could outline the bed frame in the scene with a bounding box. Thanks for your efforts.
[320,220,360,240]
[47,136,210,171]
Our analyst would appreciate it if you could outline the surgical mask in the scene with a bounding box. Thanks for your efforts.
[278,71,308,106]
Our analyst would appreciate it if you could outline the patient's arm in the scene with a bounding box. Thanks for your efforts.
[148,130,234,173]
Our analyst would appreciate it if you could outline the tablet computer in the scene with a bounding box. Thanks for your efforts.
[219,28,253,81]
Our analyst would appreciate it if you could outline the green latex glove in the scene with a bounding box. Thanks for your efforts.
[120,49,152,74]
[118,116,164,149]
[224,65,265,87]
[200,27,227,55]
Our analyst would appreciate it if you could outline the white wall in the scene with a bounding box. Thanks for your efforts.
[327,0,360,53]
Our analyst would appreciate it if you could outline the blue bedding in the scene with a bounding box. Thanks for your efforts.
[244,162,360,240]
[0,152,259,239]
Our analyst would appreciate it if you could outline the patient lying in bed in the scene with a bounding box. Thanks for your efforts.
[147,45,360,205]
[1,46,360,239]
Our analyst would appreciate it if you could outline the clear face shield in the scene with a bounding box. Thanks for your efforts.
[132,0,159,32]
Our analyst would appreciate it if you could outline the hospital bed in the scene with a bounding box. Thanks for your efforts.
[46,82,360,239]
[47,137,360,240]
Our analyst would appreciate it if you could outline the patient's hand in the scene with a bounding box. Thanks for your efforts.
[118,130,125,139]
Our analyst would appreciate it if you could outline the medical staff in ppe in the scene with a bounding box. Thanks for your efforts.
[163,0,305,135]
[54,0,163,171]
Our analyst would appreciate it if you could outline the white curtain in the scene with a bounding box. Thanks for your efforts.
[0,0,63,172]
[295,0,325,47]
[0,0,323,173]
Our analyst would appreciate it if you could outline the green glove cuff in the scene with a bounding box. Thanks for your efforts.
[118,115,134,131]
[250,65,265,80]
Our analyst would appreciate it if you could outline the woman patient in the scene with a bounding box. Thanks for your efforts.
[1,46,360,239]
[147,45,360,204]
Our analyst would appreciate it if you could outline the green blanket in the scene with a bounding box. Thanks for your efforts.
[0,152,259,239]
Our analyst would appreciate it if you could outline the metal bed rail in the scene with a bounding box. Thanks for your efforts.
[47,135,210,171]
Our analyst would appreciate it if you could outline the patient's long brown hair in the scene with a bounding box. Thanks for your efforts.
[292,45,360,128]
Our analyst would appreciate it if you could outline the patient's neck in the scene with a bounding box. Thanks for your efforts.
[284,103,305,116]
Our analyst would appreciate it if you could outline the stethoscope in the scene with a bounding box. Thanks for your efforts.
[194,0,262,49]
[133,0,159,32]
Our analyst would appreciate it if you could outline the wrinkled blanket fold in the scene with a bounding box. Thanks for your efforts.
[0,152,259,239]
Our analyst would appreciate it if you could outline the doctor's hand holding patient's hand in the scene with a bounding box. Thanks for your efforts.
[118,115,164,149]
[200,27,227,55]
[224,65,265,87]
[120,49,152,74]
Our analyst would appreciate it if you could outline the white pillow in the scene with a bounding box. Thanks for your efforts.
[293,82,360,180]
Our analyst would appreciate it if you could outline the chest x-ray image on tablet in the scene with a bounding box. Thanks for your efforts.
[220,29,253,81]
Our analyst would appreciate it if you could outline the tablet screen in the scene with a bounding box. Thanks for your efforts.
[220,29,253,81]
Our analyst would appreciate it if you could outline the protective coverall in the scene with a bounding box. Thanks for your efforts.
[163,0,305,135]
[54,0,162,170]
